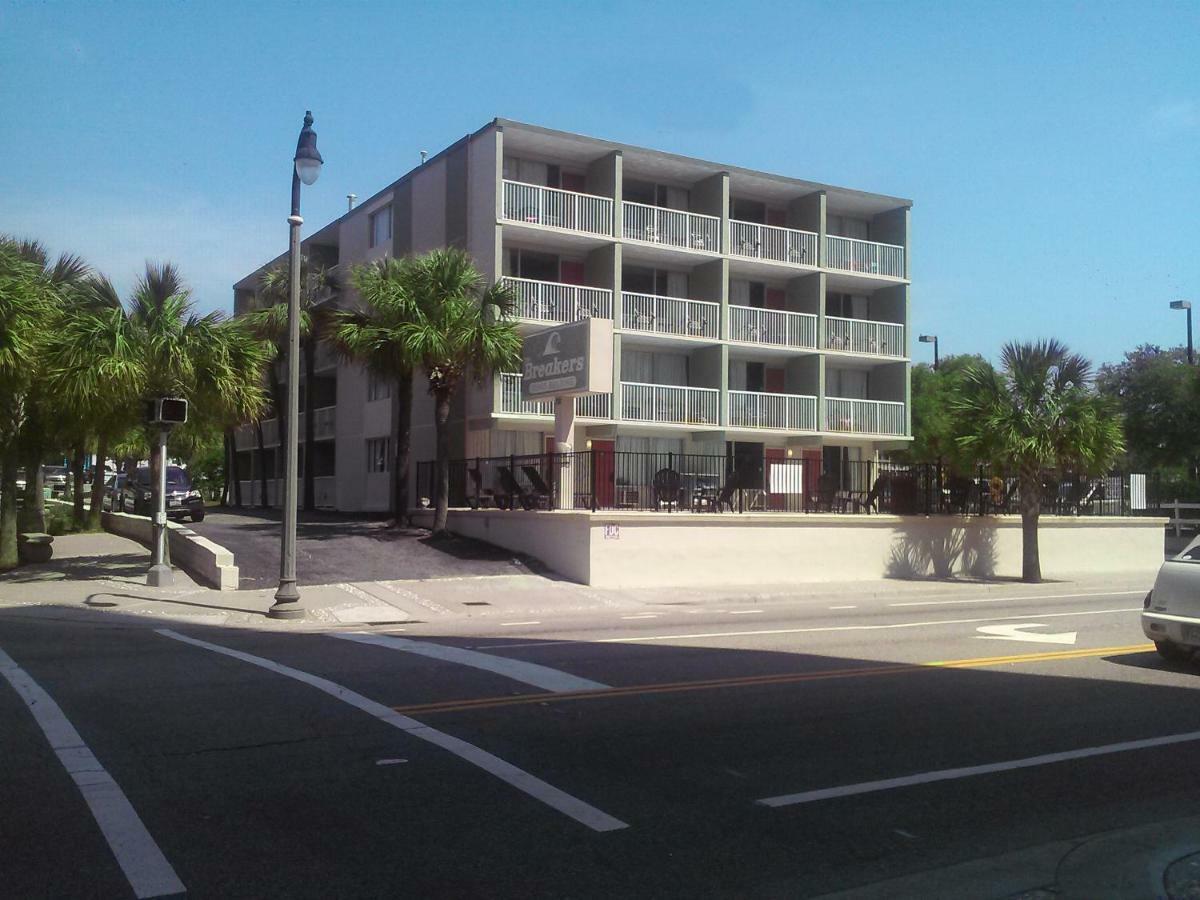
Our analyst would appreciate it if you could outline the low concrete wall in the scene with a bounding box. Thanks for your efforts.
[413,509,1166,588]
[102,511,239,591]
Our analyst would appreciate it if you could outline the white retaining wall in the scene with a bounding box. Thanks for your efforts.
[410,510,1166,588]
[102,511,239,591]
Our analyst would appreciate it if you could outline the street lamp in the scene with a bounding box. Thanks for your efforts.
[1170,300,1194,366]
[918,334,939,370]
[269,111,323,620]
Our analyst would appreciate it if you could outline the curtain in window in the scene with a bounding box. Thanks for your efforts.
[728,360,748,391]
[730,279,750,308]
[654,353,688,386]
[666,270,689,299]
[622,350,654,384]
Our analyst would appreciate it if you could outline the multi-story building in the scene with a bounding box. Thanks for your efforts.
[232,119,912,512]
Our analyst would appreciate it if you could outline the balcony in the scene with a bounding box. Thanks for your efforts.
[729,305,817,349]
[621,292,719,340]
[824,235,905,279]
[503,277,613,324]
[728,390,817,431]
[729,220,818,268]
[296,405,336,441]
[622,202,720,253]
[502,180,613,237]
[825,397,906,436]
[499,373,612,419]
[621,382,719,426]
[824,316,905,358]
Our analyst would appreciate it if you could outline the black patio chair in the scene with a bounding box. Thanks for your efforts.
[520,465,553,510]
[496,466,527,511]
[809,474,840,512]
[714,466,754,512]
[652,468,684,510]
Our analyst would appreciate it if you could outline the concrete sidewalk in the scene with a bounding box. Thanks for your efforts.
[0,532,1155,633]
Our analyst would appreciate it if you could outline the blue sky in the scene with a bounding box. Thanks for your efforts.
[2,0,1197,367]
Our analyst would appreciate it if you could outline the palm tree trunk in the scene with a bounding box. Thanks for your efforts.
[255,422,268,507]
[20,448,44,533]
[87,434,108,530]
[0,447,19,569]
[432,388,452,537]
[391,370,413,526]
[1018,465,1042,583]
[71,443,87,529]
[303,337,315,512]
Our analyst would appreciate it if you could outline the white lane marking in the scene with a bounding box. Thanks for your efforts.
[829,605,857,610]
[758,729,1200,808]
[376,758,408,766]
[889,589,1145,608]
[620,614,659,620]
[0,645,185,899]
[330,633,608,692]
[157,630,627,832]
[975,624,1077,645]
[472,640,580,650]
[501,621,540,627]
[728,610,764,615]
[585,607,1137,648]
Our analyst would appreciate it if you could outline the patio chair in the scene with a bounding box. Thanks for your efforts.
[809,474,840,512]
[714,466,753,512]
[520,465,553,510]
[652,468,684,510]
[496,466,527,511]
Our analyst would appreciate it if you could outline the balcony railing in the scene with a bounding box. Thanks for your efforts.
[502,180,613,237]
[621,382,719,426]
[502,277,613,323]
[728,305,818,349]
[500,373,612,419]
[621,292,720,339]
[729,220,818,267]
[622,202,721,253]
[728,390,817,431]
[297,405,337,441]
[825,397,907,436]
[824,316,905,357]
[824,235,905,278]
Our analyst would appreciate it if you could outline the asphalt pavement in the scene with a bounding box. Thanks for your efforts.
[189,510,531,589]
[3,578,1199,898]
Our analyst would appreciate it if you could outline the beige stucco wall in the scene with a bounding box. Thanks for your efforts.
[413,510,1165,588]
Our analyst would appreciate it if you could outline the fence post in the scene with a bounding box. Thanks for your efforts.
[667,451,673,514]
[590,450,598,512]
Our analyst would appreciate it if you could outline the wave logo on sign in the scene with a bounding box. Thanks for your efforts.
[543,332,562,356]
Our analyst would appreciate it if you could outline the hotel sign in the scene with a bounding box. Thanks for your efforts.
[521,317,613,399]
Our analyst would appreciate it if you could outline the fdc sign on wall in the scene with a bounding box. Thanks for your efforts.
[521,318,613,400]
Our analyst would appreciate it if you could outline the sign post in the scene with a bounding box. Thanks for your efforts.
[143,397,188,587]
[521,318,613,511]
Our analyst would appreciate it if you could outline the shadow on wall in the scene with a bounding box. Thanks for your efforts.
[885,520,999,581]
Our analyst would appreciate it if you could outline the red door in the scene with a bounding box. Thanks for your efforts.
[766,209,787,227]
[765,367,786,394]
[590,439,615,509]
[560,260,586,285]
[765,288,786,310]
[765,447,787,510]
[561,172,587,193]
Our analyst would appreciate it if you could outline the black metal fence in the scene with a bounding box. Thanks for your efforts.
[415,452,1135,517]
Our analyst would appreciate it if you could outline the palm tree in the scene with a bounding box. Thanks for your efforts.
[249,256,338,511]
[954,340,1124,582]
[329,258,419,522]
[0,238,57,567]
[398,249,521,537]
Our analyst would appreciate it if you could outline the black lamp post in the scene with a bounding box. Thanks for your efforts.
[1171,300,1194,366]
[269,111,323,620]
[918,333,939,370]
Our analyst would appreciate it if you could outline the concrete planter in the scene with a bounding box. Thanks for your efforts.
[17,533,54,564]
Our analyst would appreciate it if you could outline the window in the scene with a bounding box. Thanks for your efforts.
[367,372,391,402]
[369,206,392,248]
[366,438,391,473]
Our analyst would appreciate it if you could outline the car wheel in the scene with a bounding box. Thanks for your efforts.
[191,510,205,523]
[1155,640,1189,662]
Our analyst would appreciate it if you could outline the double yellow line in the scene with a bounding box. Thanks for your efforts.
[391,643,1154,716]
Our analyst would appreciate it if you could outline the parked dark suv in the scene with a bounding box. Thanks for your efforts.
[120,466,205,522]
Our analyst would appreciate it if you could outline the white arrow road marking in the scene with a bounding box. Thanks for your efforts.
[975,623,1078,645]
[158,629,627,832]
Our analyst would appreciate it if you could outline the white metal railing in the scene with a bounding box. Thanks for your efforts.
[502,277,613,323]
[621,292,720,339]
[502,180,613,236]
[729,305,818,349]
[297,405,337,440]
[728,390,817,431]
[500,373,612,419]
[620,382,719,426]
[240,418,280,449]
[729,220,818,266]
[576,392,611,419]
[312,339,337,371]
[824,316,905,357]
[824,234,905,278]
[622,201,721,252]
[825,397,907,436]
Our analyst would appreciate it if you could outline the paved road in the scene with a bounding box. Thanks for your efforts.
[2,585,1198,898]
[189,510,528,589]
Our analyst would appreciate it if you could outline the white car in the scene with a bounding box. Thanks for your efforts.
[1142,534,1200,661]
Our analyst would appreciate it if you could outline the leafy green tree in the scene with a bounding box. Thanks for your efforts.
[330,258,418,522]
[955,340,1124,582]
[249,256,338,511]
[1096,344,1200,480]
[397,249,522,536]
[903,354,990,472]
